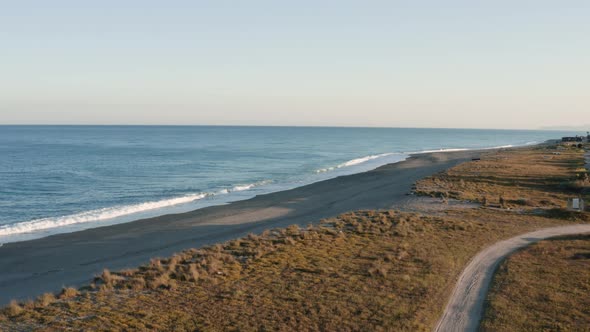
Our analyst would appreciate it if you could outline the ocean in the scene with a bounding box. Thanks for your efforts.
[0,126,571,243]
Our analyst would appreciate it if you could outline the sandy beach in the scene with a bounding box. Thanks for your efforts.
[0,149,483,304]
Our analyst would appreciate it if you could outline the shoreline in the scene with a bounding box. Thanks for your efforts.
[0,142,539,245]
[0,148,505,304]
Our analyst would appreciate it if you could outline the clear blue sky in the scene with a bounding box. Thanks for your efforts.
[1,1,588,129]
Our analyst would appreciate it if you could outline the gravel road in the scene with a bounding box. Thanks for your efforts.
[434,224,590,332]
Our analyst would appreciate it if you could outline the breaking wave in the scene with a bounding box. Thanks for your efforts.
[0,180,273,238]
[409,144,517,155]
[0,193,210,237]
[316,153,396,173]
[219,180,273,194]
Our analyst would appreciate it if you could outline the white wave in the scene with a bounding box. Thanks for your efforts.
[0,179,275,238]
[410,148,469,154]
[478,144,514,150]
[231,180,272,192]
[409,144,518,155]
[316,153,395,173]
[0,193,210,237]
[216,180,272,194]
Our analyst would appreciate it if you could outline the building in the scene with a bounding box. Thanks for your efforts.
[562,136,584,143]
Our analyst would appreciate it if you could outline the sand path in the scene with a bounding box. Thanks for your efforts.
[434,224,590,332]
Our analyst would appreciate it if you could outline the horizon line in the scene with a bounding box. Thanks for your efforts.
[0,123,583,132]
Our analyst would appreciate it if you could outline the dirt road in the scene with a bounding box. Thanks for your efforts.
[434,224,590,332]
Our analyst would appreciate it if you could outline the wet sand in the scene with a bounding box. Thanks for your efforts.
[0,149,484,304]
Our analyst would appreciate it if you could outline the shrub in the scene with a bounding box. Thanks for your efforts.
[150,258,164,272]
[100,269,113,285]
[167,255,181,272]
[148,273,171,290]
[36,293,56,307]
[189,264,200,282]
[5,300,22,317]
[119,269,136,277]
[286,224,301,234]
[98,284,112,293]
[129,277,147,290]
[59,287,79,299]
[23,300,35,310]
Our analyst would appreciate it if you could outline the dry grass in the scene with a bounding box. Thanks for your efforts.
[36,293,56,308]
[416,144,589,210]
[481,234,590,331]
[0,143,588,331]
[1,209,583,331]
[4,301,22,317]
[58,287,78,300]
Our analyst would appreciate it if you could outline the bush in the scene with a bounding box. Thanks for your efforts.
[129,277,147,290]
[59,287,79,299]
[148,273,171,290]
[37,293,56,307]
[101,269,113,285]
[189,264,200,282]
[5,300,22,317]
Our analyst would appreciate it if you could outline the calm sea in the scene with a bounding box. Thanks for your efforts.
[0,126,571,243]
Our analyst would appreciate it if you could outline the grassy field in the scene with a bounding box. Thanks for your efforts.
[416,143,589,209]
[1,143,588,331]
[480,234,590,331]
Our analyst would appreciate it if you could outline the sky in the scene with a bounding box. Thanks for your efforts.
[0,1,588,129]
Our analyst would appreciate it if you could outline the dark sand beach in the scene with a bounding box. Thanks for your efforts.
[0,149,483,304]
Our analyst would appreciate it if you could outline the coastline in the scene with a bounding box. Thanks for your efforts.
[0,142,538,244]
[0,148,493,304]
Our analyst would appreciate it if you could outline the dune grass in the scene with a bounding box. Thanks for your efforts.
[416,143,589,209]
[0,210,582,331]
[480,234,590,331]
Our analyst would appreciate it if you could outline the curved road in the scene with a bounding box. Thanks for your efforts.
[434,224,590,332]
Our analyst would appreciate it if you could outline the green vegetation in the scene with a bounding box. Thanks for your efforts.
[481,235,590,331]
[1,143,588,331]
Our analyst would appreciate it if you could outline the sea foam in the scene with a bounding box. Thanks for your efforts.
[231,180,273,192]
[316,153,396,173]
[0,180,273,239]
[0,193,210,237]
[409,144,516,155]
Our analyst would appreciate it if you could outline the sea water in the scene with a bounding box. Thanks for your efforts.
[0,126,573,243]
